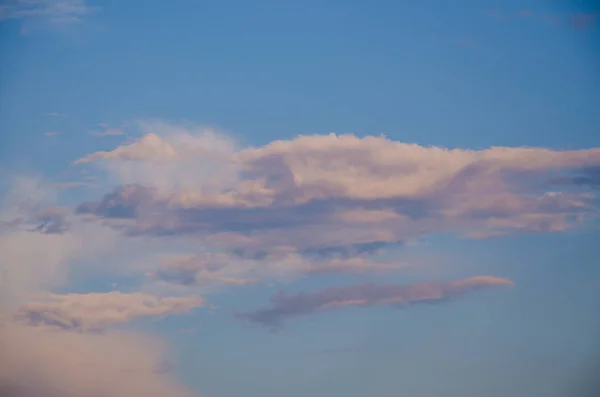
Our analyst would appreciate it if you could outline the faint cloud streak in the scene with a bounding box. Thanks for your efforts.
[0,0,95,29]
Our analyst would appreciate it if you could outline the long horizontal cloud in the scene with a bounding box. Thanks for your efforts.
[74,123,600,259]
[239,276,514,329]
[149,252,408,289]
[14,291,204,331]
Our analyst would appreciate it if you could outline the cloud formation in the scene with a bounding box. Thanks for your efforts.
[14,291,204,331]
[240,276,514,329]
[74,123,600,262]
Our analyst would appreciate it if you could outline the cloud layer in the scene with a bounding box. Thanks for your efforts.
[2,120,597,396]
[240,276,514,329]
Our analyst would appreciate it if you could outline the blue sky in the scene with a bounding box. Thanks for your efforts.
[1,1,599,397]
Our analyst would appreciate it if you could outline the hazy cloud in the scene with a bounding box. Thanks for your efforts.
[0,177,121,307]
[0,177,201,397]
[240,276,514,329]
[569,12,597,30]
[484,8,598,31]
[518,9,533,17]
[0,323,196,397]
[0,0,94,24]
[43,111,69,118]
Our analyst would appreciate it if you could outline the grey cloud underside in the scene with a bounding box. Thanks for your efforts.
[0,207,71,235]
[68,132,600,286]
[30,208,71,234]
[74,184,435,255]
[554,166,600,189]
[75,165,597,252]
[299,240,403,258]
[239,276,514,329]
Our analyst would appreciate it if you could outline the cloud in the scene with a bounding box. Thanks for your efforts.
[239,276,514,329]
[74,124,600,261]
[0,323,196,397]
[569,13,598,30]
[13,291,204,331]
[44,131,60,137]
[43,111,68,118]
[148,251,408,289]
[0,0,94,25]
[518,9,533,17]
[485,9,598,31]
[0,175,202,397]
[74,121,239,193]
[0,177,122,308]
[28,206,71,234]
[552,166,600,190]
[54,181,95,190]
[89,128,126,137]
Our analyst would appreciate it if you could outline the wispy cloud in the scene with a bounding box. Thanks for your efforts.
[89,128,126,138]
[54,181,96,190]
[484,8,598,31]
[239,276,514,329]
[147,251,409,290]
[14,291,204,331]
[517,9,533,17]
[569,12,598,31]
[482,9,503,20]
[0,0,94,24]
[44,111,69,118]
[44,131,60,137]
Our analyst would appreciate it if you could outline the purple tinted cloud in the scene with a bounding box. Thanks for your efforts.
[239,276,514,330]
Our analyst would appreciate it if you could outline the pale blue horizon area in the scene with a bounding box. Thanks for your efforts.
[1,1,599,397]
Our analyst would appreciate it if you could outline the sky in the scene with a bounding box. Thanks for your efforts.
[1,1,600,397]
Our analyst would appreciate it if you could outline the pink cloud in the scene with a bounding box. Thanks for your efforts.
[14,291,204,331]
[73,125,600,264]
